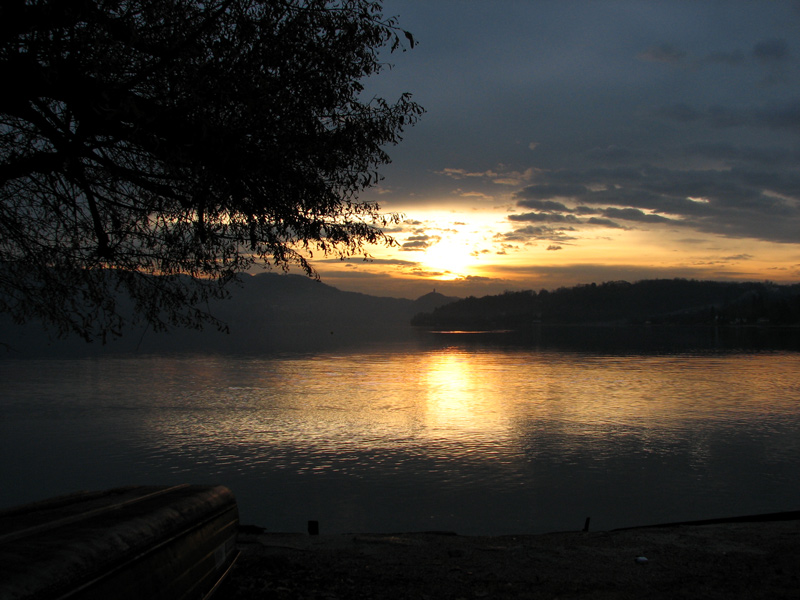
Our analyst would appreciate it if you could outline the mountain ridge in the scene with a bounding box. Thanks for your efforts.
[0,272,458,357]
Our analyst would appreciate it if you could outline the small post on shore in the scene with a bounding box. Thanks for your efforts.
[583,517,591,532]
[308,520,319,535]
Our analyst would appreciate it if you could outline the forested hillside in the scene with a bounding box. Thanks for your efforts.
[411,279,800,330]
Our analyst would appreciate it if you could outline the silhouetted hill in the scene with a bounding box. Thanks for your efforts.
[412,290,454,314]
[411,279,800,330]
[0,273,458,357]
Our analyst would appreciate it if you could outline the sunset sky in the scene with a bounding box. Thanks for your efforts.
[306,1,800,299]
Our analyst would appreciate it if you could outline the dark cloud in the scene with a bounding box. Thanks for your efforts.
[545,166,646,186]
[656,102,800,134]
[508,212,580,223]
[320,257,419,267]
[502,158,800,245]
[502,225,577,243]
[723,254,754,261]
[514,184,587,201]
[586,217,624,228]
[655,103,702,123]
[757,103,800,133]
[575,206,600,215]
[639,40,791,71]
[546,245,562,251]
[515,173,707,217]
[400,241,429,251]
[508,206,676,232]
[638,43,686,64]
[400,234,439,251]
[585,145,643,161]
[515,198,572,212]
[435,167,498,180]
[704,49,746,66]
[752,38,790,63]
[682,142,800,167]
[578,186,669,209]
[601,207,675,224]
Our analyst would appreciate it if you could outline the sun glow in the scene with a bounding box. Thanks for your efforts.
[420,237,478,278]
[401,209,509,280]
[317,186,800,299]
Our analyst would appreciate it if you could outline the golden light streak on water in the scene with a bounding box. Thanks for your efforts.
[419,351,513,440]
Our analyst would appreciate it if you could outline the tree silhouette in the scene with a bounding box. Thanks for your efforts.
[0,0,422,341]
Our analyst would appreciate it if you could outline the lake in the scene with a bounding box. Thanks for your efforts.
[2,327,799,535]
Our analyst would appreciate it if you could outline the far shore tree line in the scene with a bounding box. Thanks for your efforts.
[411,279,800,330]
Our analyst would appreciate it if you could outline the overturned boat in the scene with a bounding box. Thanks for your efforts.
[0,484,239,600]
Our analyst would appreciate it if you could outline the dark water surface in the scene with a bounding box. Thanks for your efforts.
[2,328,799,534]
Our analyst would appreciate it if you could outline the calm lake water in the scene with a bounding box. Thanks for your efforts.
[2,328,799,535]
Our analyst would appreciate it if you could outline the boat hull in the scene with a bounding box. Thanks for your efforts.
[0,485,239,600]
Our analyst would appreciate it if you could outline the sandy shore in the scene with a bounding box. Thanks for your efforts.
[217,519,799,599]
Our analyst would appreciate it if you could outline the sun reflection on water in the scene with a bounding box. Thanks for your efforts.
[420,351,512,439]
[4,347,800,533]
[129,348,800,467]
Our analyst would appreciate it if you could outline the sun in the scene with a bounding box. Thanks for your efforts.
[420,237,477,278]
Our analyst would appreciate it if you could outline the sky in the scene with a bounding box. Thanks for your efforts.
[302,1,800,299]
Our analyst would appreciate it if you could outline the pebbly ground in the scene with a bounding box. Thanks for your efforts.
[216,519,799,599]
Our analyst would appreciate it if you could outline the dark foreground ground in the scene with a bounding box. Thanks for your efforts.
[216,519,799,599]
